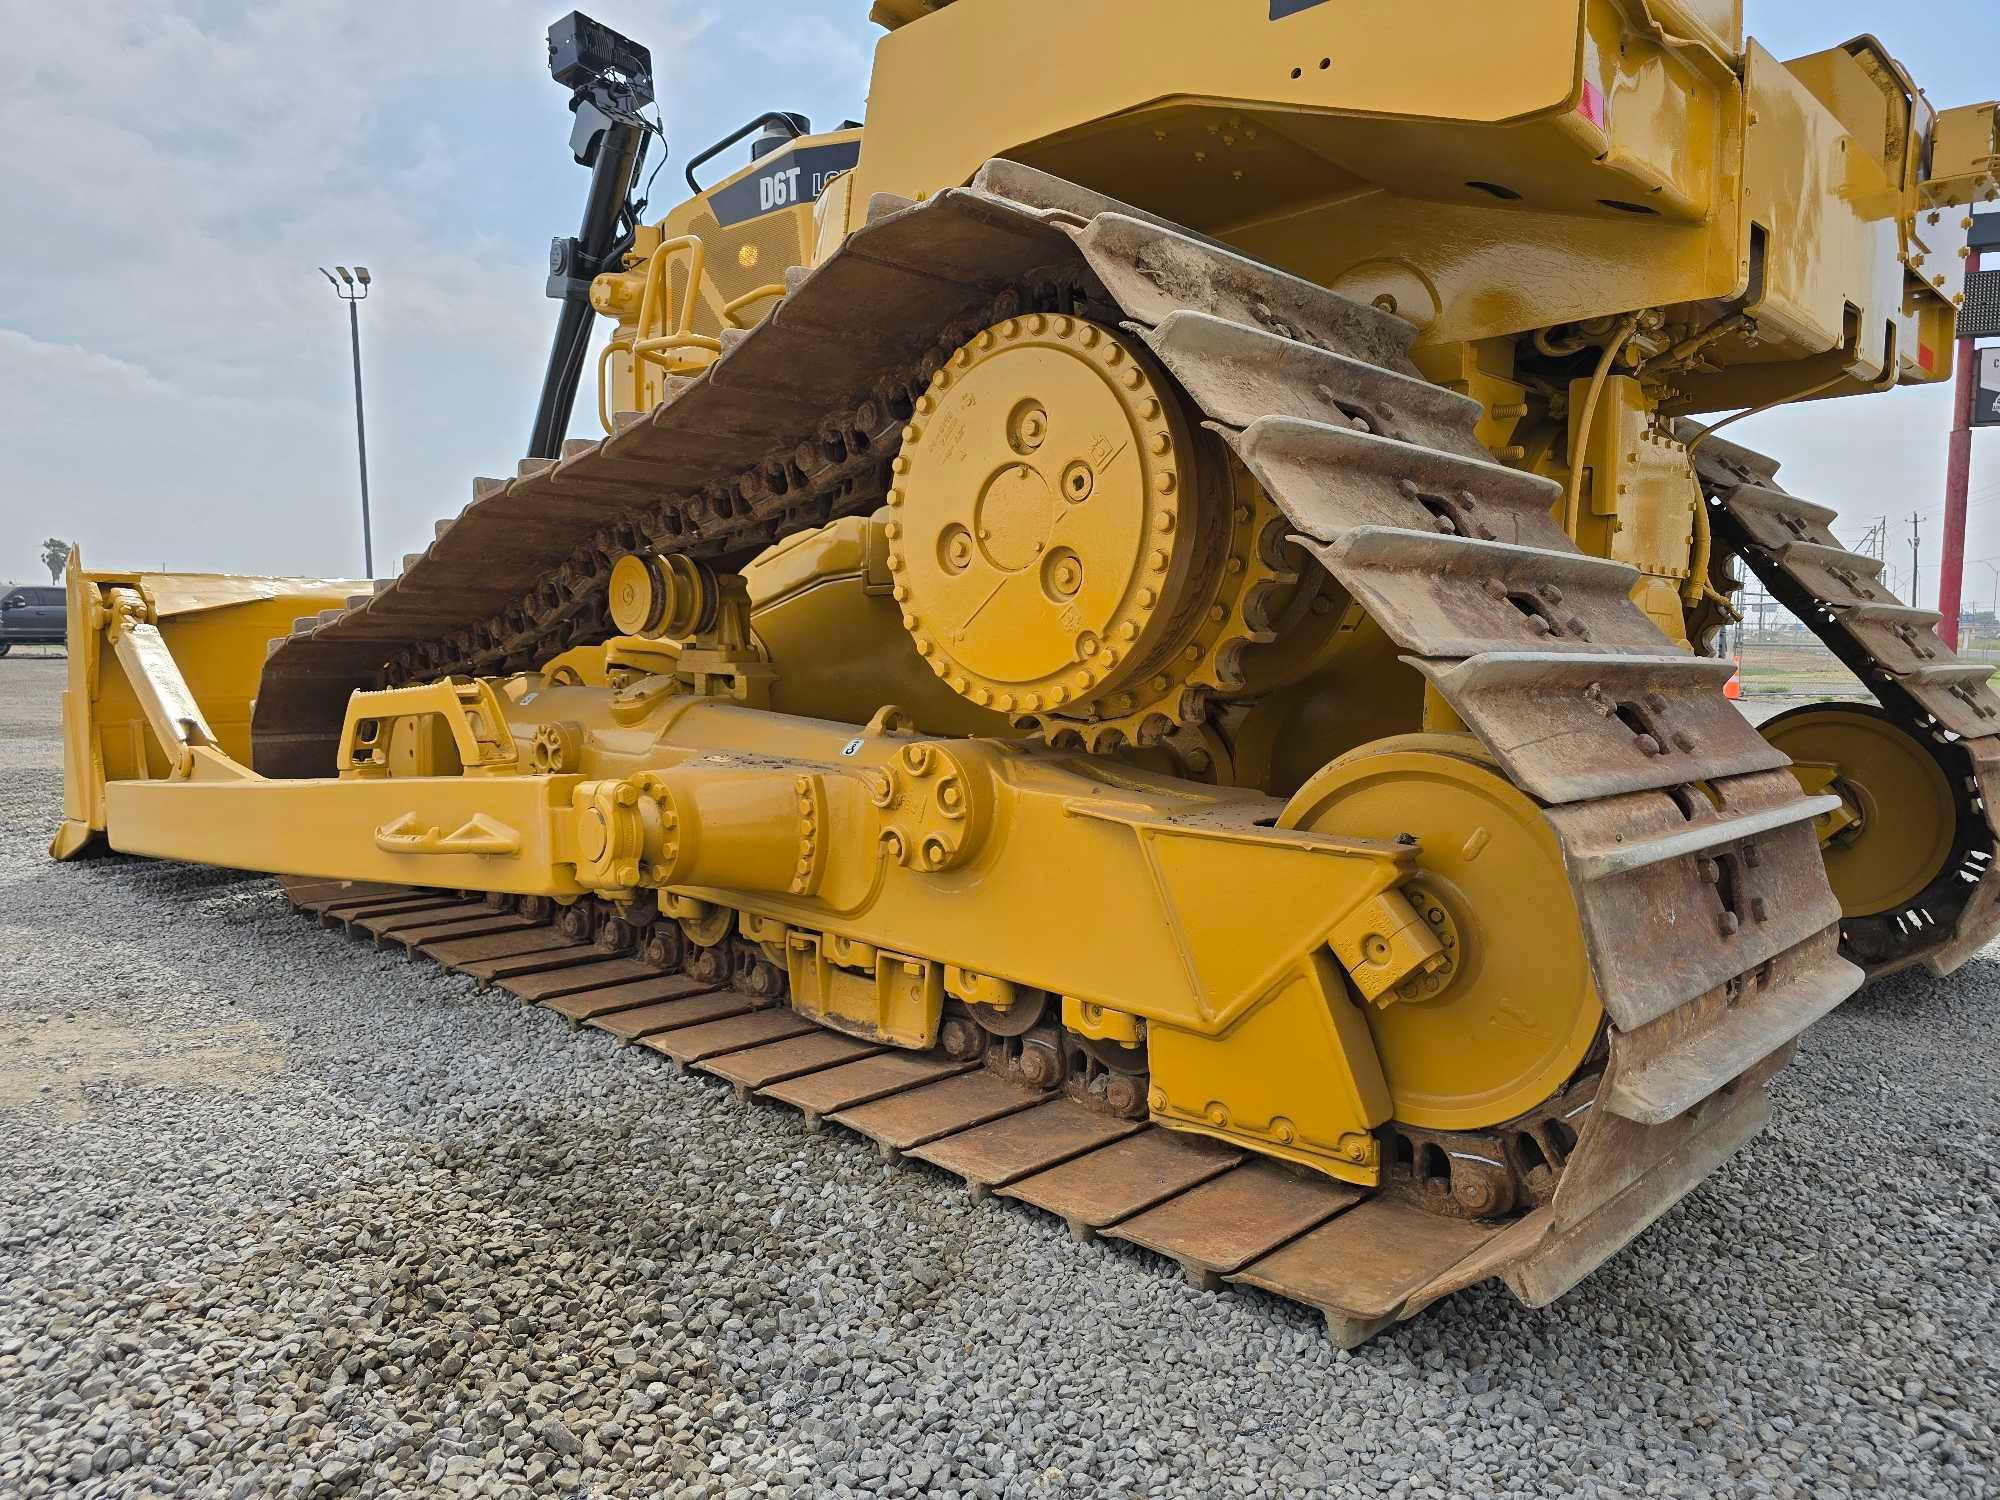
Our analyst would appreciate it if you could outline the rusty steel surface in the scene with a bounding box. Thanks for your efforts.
[997,1128,1243,1240]
[421,929,569,968]
[642,1009,818,1067]
[1414,652,1788,803]
[389,912,539,951]
[1105,1160,1366,1286]
[1600,927,1851,1126]
[456,945,594,985]
[540,973,714,1026]
[907,1098,1144,1196]
[1378,1070,1600,1221]
[698,1031,889,1095]
[277,877,384,906]
[353,901,499,940]
[499,959,661,1005]
[759,1053,977,1125]
[1545,766,1852,1037]
[280,879,1814,1345]
[318,893,451,924]
[589,989,757,1043]
[830,1070,1049,1157]
[1230,1196,1499,1333]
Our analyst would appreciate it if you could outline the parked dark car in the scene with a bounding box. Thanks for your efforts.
[0,585,65,654]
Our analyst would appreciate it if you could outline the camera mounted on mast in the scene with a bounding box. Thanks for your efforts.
[530,11,659,461]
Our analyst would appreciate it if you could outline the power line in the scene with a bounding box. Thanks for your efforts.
[1841,486,2000,535]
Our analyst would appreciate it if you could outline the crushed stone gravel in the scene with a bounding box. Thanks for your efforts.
[0,656,1993,1498]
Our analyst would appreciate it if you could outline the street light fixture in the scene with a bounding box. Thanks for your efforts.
[320,264,375,577]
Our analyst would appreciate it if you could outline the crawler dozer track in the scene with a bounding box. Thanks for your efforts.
[231,165,1865,1340]
[1694,437,2000,979]
[278,868,1776,1347]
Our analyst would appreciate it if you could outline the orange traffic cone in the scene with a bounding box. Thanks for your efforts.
[1723,656,1742,700]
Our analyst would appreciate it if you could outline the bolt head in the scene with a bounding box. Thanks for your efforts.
[1020,1048,1060,1088]
[940,1018,983,1061]
[1456,1178,1499,1215]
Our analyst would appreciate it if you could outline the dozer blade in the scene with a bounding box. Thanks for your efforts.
[52,562,364,861]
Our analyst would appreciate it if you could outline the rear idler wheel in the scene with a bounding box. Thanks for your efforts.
[1761,702,1989,973]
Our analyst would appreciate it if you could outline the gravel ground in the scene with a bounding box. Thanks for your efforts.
[0,654,1994,1499]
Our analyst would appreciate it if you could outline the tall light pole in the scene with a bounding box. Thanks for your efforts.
[320,265,375,577]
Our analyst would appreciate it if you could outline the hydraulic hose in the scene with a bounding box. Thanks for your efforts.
[1562,314,1643,541]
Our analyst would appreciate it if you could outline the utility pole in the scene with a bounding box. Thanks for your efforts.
[1745,587,1772,641]
[320,266,375,578]
[1911,511,1924,612]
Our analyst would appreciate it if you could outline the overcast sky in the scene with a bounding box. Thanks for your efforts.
[3,0,1996,607]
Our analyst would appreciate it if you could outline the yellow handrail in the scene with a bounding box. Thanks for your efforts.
[597,235,727,432]
[723,283,787,328]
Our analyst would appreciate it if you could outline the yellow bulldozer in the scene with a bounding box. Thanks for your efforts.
[50,2,2000,1345]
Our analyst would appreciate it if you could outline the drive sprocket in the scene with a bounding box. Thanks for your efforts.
[887,315,1295,752]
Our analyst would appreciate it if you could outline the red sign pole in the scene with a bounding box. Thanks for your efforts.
[1940,246,1982,650]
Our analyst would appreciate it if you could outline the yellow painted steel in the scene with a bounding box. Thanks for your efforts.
[1281,737,1603,1131]
[1924,101,2000,208]
[1764,706,1959,919]
[89,616,1430,1179]
[48,3,2000,1198]
[51,557,361,859]
[591,128,865,430]
[574,1,1993,670]
[891,317,1291,751]
[846,1,1971,408]
[569,2,1995,679]
[893,318,1196,715]
[747,516,1019,738]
